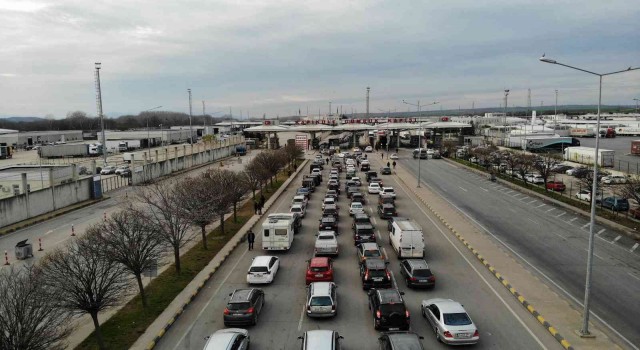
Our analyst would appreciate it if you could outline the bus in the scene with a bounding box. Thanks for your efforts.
[262,214,295,250]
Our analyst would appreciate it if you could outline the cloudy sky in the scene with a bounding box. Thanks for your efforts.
[1,0,639,119]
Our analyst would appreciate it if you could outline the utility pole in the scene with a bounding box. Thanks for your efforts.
[94,63,107,165]
[504,89,510,146]
[187,89,193,145]
[555,90,559,123]
[366,87,370,119]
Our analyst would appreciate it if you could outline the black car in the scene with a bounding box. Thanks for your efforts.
[378,194,395,206]
[378,331,425,350]
[306,175,321,186]
[380,167,392,175]
[361,163,371,171]
[360,258,393,290]
[400,259,435,288]
[302,178,316,192]
[325,190,339,201]
[351,192,365,205]
[319,216,339,232]
[323,204,339,222]
[354,223,376,245]
[573,167,591,178]
[346,186,360,199]
[366,171,378,182]
[328,181,341,193]
[368,288,410,330]
[378,203,397,219]
[352,213,372,230]
[345,180,358,190]
[310,163,322,172]
[224,288,265,326]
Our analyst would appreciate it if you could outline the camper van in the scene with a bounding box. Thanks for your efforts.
[262,214,295,250]
[389,217,425,258]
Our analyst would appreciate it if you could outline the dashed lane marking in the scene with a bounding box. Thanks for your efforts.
[628,272,640,282]
[612,235,622,244]
[631,243,639,253]
[527,218,538,224]
[556,212,566,218]
[458,186,468,192]
[597,229,606,235]
[479,187,489,192]
[568,217,578,223]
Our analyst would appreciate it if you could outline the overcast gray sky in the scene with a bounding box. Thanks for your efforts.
[1,0,639,119]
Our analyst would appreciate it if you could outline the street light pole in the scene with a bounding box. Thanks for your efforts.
[503,89,510,146]
[188,89,193,145]
[94,63,107,166]
[555,89,559,122]
[403,100,439,188]
[634,98,639,114]
[539,54,639,337]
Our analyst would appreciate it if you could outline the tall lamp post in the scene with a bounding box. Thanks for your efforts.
[539,54,639,337]
[503,89,510,146]
[187,89,193,145]
[634,98,640,114]
[94,63,107,166]
[144,106,162,153]
[402,100,439,188]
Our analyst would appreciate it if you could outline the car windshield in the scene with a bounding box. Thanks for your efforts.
[227,302,251,310]
[358,228,374,235]
[352,204,362,209]
[364,250,381,257]
[413,269,433,278]
[443,312,472,326]
[249,266,268,273]
[310,296,333,306]
[291,207,301,212]
[380,303,405,314]
[310,266,328,272]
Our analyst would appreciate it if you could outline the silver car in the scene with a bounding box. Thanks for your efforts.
[421,298,479,345]
[306,282,337,318]
[203,328,250,350]
[314,231,339,256]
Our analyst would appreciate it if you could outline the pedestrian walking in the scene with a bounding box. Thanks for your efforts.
[247,230,256,250]
[381,152,384,159]
[392,161,397,169]
[254,200,259,215]
[260,194,266,208]
[386,161,391,168]
[325,158,329,165]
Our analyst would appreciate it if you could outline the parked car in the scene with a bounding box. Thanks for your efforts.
[292,195,308,209]
[365,146,373,152]
[566,167,587,176]
[351,192,366,205]
[379,194,395,206]
[380,167,392,175]
[298,330,343,350]
[400,259,435,288]
[315,231,339,256]
[378,331,425,350]
[203,329,250,350]
[325,190,339,201]
[368,288,410,330]
[318,216,338,232]
[247,256,280,284]
[551,164,573,173]
[354,223,376,245]
[545,181,566,192]
[357,242,386,264]
[223,288,265,326]
[323,204,339,221]
[629,207,640,219]
[368,183,382,194]
[601,196,629,212]
[306,257,334,284]
[296,187,311,200]
[421,298,480,345]
[349,202,365,216]
[575,189,592,201]
[602,175,628,184]
[100,166,116,175]
[378,203,397,219]
[524,174,544,184]
[114,165,130,175]
[322,197,337,210]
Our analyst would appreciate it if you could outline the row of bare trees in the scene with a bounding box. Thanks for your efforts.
[0,145,303,349]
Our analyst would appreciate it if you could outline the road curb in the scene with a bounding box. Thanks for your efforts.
[394,165,574,350]
[0,196,109,236]
[143,159,309,350]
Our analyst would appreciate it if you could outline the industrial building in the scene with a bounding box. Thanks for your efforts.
[0,130,83,149]
[103,129,197,151]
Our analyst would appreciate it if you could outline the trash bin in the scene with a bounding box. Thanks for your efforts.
[15,239,33,260]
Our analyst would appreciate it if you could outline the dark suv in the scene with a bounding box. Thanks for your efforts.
[223,288,265,326]
[378,331,425,350]
[323,204,339,222]
[319,216,338,232]
[400,259,435,288]
[368,289,410,331]
[354,223,376,245]
[602,196,629,212]
[360,258,392,290]
[366,171,378,182]
[352,213,372,230]
[351,192,366,205]
[378,203,397,219]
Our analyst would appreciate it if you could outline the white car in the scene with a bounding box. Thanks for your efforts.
[292,195,308,208]
[575,190,596,201]
[314,231,339,256]
[247,256,280,284]
[290,204,306,218]
[379,187,396,198]
[337,152,346,158]
[368,183,381,194]
[322,197,336,210]
[421,298,479,345]
[349,202,365,216]
[524,174,544,184]
[114,165,130,175]
[601,175,627,184]
[345,159,355,166]
[352,147,361,153]
[100,166,116,175]
[365,146,373,152]
[351,177,362,186]
[389,153,399,160]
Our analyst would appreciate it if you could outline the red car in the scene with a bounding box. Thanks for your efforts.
[305,257,334,285]
[546,181,566,192]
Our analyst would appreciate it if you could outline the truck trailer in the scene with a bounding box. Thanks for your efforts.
[631,140,640,155]
[0,143,12,159]
[569,128,596,137]
[38,144,101,158]
[563,146,615,167]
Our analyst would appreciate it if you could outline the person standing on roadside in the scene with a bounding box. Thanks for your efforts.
[247,230,256,250]
[254,200,260,215]
[260,194,266,209]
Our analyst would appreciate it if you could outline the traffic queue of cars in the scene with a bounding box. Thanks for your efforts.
[208,152,479,350]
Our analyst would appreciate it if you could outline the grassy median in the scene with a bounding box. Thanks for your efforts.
[75,171,288,350]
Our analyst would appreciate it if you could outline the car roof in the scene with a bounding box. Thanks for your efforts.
[384,332,423,349]
[377,289,403,303]
[382,187,394,191]
[351,202,363,206]
[291,204,303,209]
[293,195,305,199]
[381,203,395,209]
[365,258,387,269]
[406,259,429,269]
[324,204,338,210]
[355,223,374,229]
[204,329,249,350]
[354,213,370,219]
[305,330,335,347]
[318,231,335,237]
[309,257,330,267]
[252,255,275,266]
[425,298,466,313]
[230,289,254,302]
[309,282,333,296]
[361,242,379,249]
[369,182,381,186]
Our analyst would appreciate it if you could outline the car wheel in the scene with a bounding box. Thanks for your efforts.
[373,316,379,330]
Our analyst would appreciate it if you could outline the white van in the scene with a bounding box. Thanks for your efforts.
[262,214,295,250]
[389,217,425,258]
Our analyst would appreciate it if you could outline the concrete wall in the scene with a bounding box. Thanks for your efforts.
[132,136,243,184]
[0,176,92,228]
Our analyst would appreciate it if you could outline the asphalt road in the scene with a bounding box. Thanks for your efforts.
[400,153,640,349]
[156,154,557,350]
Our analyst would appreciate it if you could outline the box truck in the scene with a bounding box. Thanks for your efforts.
[563,146,615,167]
[569,128,596,137]
[388,217,425,258]
[38,144,101,158]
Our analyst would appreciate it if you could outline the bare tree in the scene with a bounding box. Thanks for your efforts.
[223,172,249,222]
[204,169,234,235]
[39,233,129,350]
[244,160,263,198]
[252,152,275,189]
[533,152,561,188]
[176,176,216,250]
[283,143,304,170]
[0,266,72,350]
[516,153,537,184]
[93,210,165,307]
[618,176,640,204]
[134,181,193,273]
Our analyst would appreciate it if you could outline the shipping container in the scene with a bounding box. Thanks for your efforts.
[569,128,596,137]
[38,144,101,158]
[563,146,615,167]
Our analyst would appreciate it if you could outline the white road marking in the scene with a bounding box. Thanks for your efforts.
[556,212,565,218]
[536,204,546,208]
[597,229,606,235]
[568,217,578,223]
[513,193,523,198]
[582,223,590,229]
[479,187,489,192]
[527,218,538,224]
[628,272,640,282]
[172,246,250,349]
[546,208,555,212]
[505,190,514,194]
[550,231,566,239]
[395,178,548,349]
[528,200,537,204]
[376,230,382,241]
[612,235,622,244]
[458,186,467,192]
[585,249,605,260]
[631,243,639,253]
[371,217,377,225]
[298,300,306,331]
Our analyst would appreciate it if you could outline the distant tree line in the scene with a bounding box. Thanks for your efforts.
[0,111,235,132]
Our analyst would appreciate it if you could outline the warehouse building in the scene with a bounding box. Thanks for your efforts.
[0,130,83,149]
